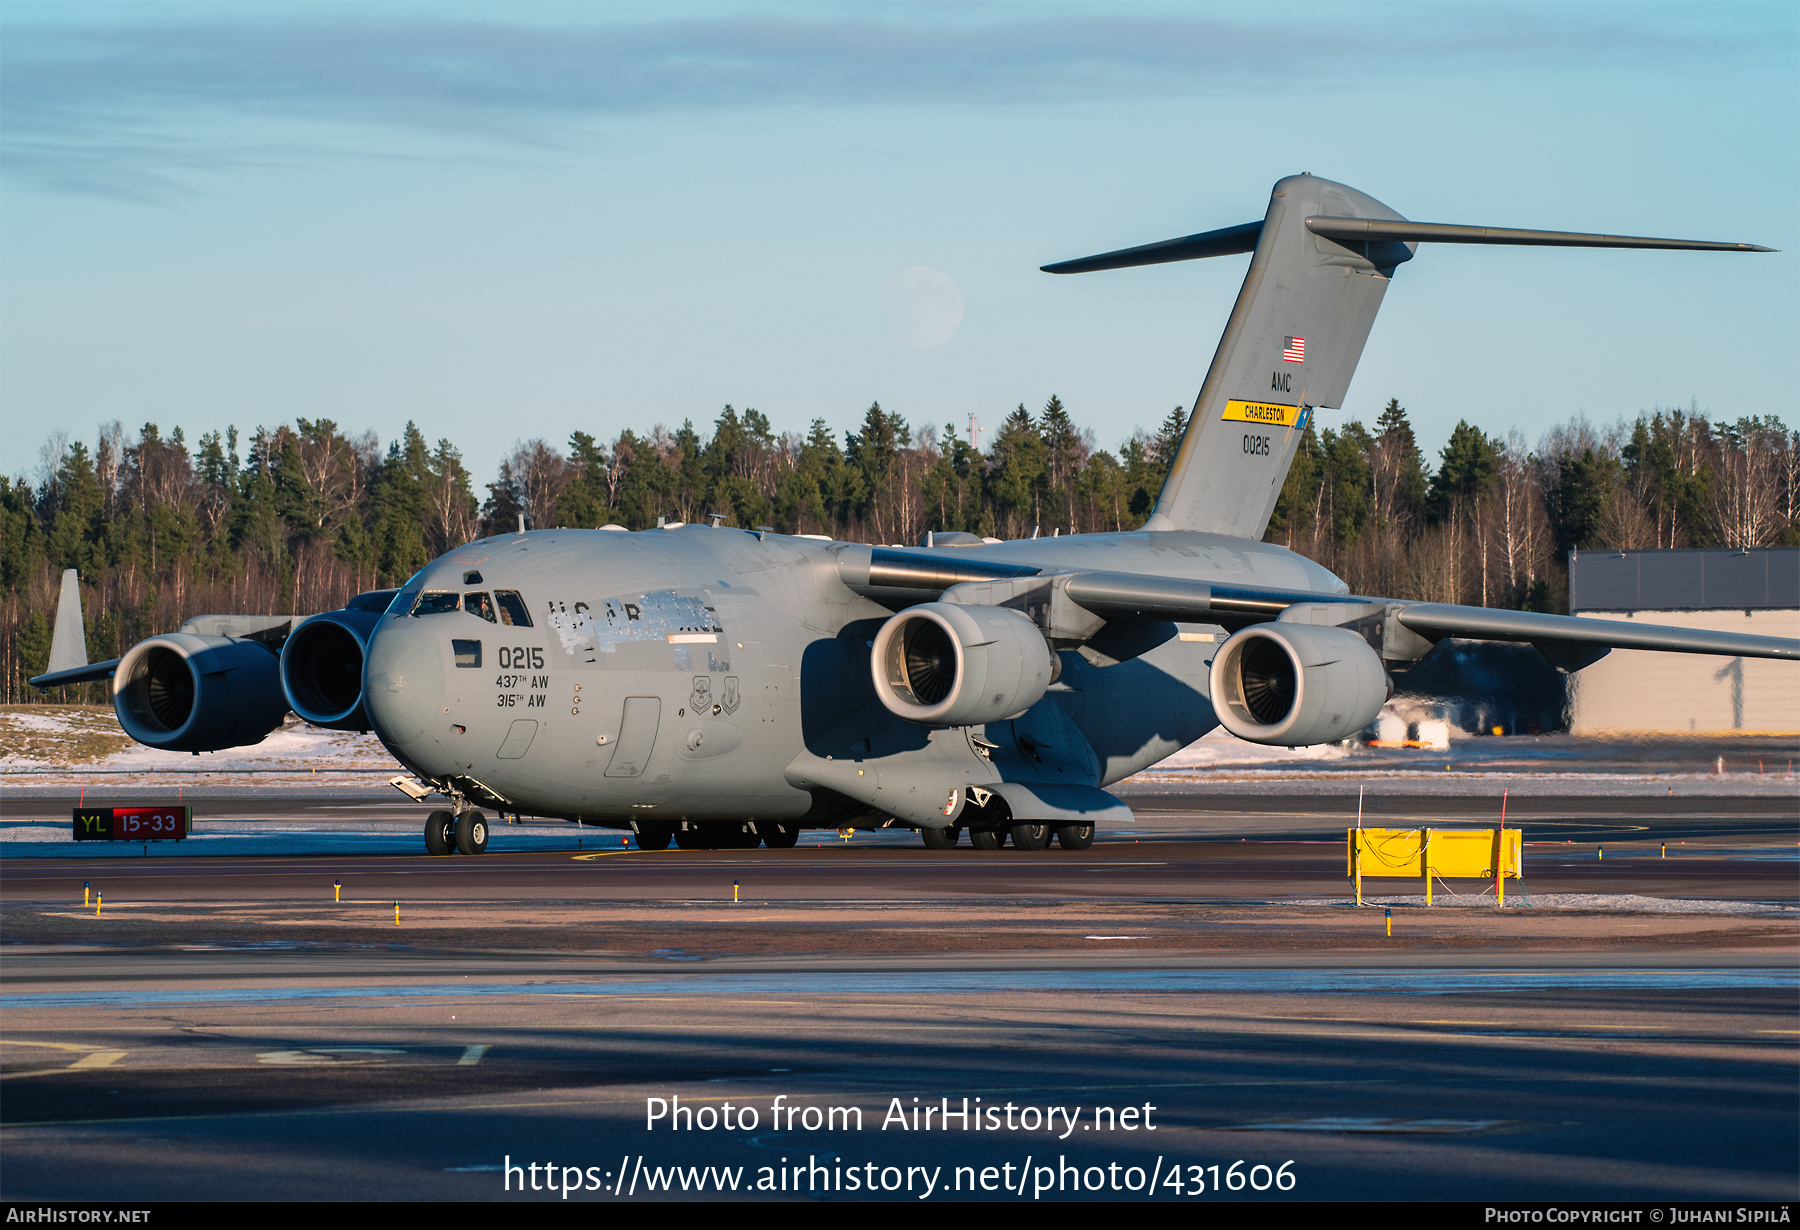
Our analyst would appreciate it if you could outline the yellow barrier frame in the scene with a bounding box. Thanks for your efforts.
[1349,827,1522,907]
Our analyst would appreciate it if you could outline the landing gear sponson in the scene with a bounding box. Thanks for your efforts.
[631,821,800,851]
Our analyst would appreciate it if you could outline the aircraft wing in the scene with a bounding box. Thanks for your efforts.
[1065,577,1798,665]
[1386,604,1795,662]
[838,548,1800,667]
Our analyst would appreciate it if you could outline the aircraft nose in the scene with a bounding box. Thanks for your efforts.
[363,617,446,748]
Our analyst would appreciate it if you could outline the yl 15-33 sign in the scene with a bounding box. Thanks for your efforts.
[73,807,192,841]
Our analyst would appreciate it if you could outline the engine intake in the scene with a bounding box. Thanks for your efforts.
[281,608,382,730]
[872,602,1056,726]
[1209,622,1389,746]
[114,633,290,753]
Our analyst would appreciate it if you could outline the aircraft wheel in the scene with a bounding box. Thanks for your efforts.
[1055,823,1095,851]
[969,828,1004,851]
[762,825,800,849]
[454,810,489,855]
[1009,823,1050,851]
[673,826,706,850]
[634,823,673,851]
[424,811,455,856]
[920,826,959,850]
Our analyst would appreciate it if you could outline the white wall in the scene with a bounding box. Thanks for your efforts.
[1568,609,1800,735]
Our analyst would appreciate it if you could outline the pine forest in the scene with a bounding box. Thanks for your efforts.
[4,398,1796,703]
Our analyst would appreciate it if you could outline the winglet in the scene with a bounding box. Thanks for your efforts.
[48,569,88,674]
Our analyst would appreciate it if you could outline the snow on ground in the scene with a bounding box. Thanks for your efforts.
[1140,726,1350,771]
[75,721,399,773]
[1,708,402,787]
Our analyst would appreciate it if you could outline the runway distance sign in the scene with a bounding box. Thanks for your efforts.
[73,806,192,841]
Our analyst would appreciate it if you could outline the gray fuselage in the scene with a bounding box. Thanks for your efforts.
[360,525,1346,828]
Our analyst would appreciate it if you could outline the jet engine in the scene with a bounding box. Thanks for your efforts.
[1208,622,1389,747]
[281,606,384,731]
[113,633,290,753]
[871,601,1056,726]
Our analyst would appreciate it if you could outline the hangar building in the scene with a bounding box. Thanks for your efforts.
[1566,547,1800,735]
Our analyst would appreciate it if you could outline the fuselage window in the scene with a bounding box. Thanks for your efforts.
[452,639,482,668]
[412,591,461,616]
[494,590,533,627]
[465,592,497,623]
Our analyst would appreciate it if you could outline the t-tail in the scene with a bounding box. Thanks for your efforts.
[1043,173,1773,538]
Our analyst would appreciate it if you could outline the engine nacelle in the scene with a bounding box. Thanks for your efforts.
[113,633,290,753]
[1209,622,1389,746]
[281,607,382,731]
[871,602,1056,726]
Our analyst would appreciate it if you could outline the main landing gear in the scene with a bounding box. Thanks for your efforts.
[925,791,1095,851]
[423,809,488,855]
[924,821,1093,851]
[638,821,800,850]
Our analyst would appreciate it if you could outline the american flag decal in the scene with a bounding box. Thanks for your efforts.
[1282,336,1306,363]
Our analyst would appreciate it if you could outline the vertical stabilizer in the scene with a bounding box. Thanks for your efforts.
[1144,174,1409,536]
[1043,173,1769,539]
[48,569,89,674]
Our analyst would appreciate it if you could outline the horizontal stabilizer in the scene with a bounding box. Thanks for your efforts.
[1041,221,1262,274]
[1306,216,1774,253]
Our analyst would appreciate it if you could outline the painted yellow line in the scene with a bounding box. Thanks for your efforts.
[458,1045,490,1065]
[69,1050,126,1069]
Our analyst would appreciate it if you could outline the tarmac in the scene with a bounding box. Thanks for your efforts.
[1,750,1795,1202]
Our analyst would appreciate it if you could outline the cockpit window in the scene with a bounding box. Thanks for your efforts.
[385,572,426,616]
[465,592,498,623]
[412,591,461,616]
[494,590,532,627]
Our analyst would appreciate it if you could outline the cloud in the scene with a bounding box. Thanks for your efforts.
[1,5,1786,200]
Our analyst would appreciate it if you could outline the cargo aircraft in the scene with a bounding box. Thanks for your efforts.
[33,175,1794,855]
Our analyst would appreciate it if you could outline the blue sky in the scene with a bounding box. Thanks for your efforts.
[3,1,1795,483]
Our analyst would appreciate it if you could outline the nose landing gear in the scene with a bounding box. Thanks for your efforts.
[422,808,488,855]
[424,810,454,856]
[455,810,489,855]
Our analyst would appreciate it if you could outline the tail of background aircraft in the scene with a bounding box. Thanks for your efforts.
[1043,173,1771,540]
[47,568,88,676]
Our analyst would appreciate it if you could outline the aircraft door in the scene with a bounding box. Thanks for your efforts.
[605,696,662,778]
[496,719,538,759]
